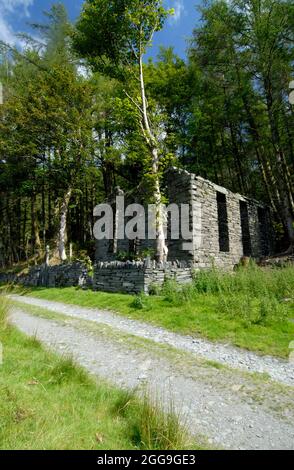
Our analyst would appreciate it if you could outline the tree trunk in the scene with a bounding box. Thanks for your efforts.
[57,188,72,262]
[139,52,168,262]
[22,200,27,256]
[229,122,245,193]
[263,79,294,214]
[31,192,41,256]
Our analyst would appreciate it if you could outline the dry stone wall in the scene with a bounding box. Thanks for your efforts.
[0,262,91,288]
[94,260,193,294]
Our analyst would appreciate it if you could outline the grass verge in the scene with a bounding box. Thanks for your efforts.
[9,301,294,428]
[4,264,294,358]
[0,293,199,450]
[11,264,294,358]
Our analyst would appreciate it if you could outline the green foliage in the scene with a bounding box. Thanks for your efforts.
[115,251,135,262]
[148,283,161,296]
[74,251,93,276]
[49,357,91,386]
[185,0,294,242]
[130,293,149,310]
[192,265,294,300]
[193,269,222,294]
[0,4,102,265]
[73,0,172,77]
[112,389,192,450]
[116,248,156,262]
[163,265,293,327]
[73,0,177,232]
[2,0,293,268]
[161,278,181,304]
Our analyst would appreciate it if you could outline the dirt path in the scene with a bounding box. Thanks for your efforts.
[10,295,294,386]
[9,300,294,450]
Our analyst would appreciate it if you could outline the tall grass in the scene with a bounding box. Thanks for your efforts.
[193,264,293,299]
[133,393,188,450]
[161,265,294,326]
[48,356,93,386]
[113,390,190,450]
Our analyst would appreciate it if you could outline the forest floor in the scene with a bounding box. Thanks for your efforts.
[8,294,294,450]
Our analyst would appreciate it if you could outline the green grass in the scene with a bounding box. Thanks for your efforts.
[0,294,9,330]
[16,264,294,358]
[0,293,198,450]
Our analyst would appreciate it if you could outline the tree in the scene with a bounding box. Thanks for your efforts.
[73,0,174,261]
[0,4,98,264]
[187,0,294,248]
[24,5,97,261]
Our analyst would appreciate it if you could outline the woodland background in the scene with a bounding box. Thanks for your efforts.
[0,0,293,267]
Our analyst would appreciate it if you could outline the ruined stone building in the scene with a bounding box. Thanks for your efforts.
[95,167,274,270]
[165,168,273,269]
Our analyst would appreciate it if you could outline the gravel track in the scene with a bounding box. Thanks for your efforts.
[9,306,294,450]
[10,295,294,387]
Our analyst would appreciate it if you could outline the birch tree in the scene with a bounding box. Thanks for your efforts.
[73,0,174,261]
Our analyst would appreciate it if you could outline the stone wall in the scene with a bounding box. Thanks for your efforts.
[94,260,193,294]
[0,260,193,295]
[0,262,91,288]
[166,168,274,269]
[0,272,18,285]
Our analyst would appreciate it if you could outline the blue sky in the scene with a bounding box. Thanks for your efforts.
[0,1,202,60]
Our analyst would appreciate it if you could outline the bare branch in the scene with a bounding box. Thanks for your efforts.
[123,89,144,115]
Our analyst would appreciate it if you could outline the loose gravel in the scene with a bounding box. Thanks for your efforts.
[10,295,294,386]
[10,307,294,450]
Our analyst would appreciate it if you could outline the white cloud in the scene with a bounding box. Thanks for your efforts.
[0,0,34,45]
[0,14,15,44]
[0,0,33,15]
[169,0,185,24]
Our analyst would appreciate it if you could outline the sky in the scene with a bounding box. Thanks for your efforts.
[0,0,202,60]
